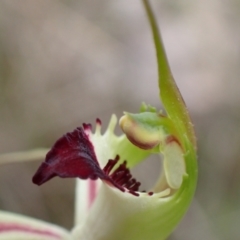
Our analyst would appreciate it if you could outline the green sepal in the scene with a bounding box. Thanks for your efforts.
[142,0,196,149]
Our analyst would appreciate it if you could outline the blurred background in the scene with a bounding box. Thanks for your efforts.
[0,0,240,239]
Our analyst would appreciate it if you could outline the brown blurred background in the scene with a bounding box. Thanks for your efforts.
[0,0,240,239]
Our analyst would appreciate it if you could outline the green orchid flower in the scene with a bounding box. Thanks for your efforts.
[0,0,197,239]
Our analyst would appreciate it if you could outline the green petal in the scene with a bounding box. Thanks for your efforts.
[142,0,196,149]
[141,0,198,208]
[142,0,198,218]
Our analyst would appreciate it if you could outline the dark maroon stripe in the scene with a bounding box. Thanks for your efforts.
[0,223,63,239]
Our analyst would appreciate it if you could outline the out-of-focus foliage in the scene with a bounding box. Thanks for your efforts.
[0,0,240,239]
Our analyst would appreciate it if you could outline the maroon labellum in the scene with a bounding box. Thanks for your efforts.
[33,121,141,196]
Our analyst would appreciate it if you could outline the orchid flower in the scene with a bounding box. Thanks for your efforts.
[0,0,197,239]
